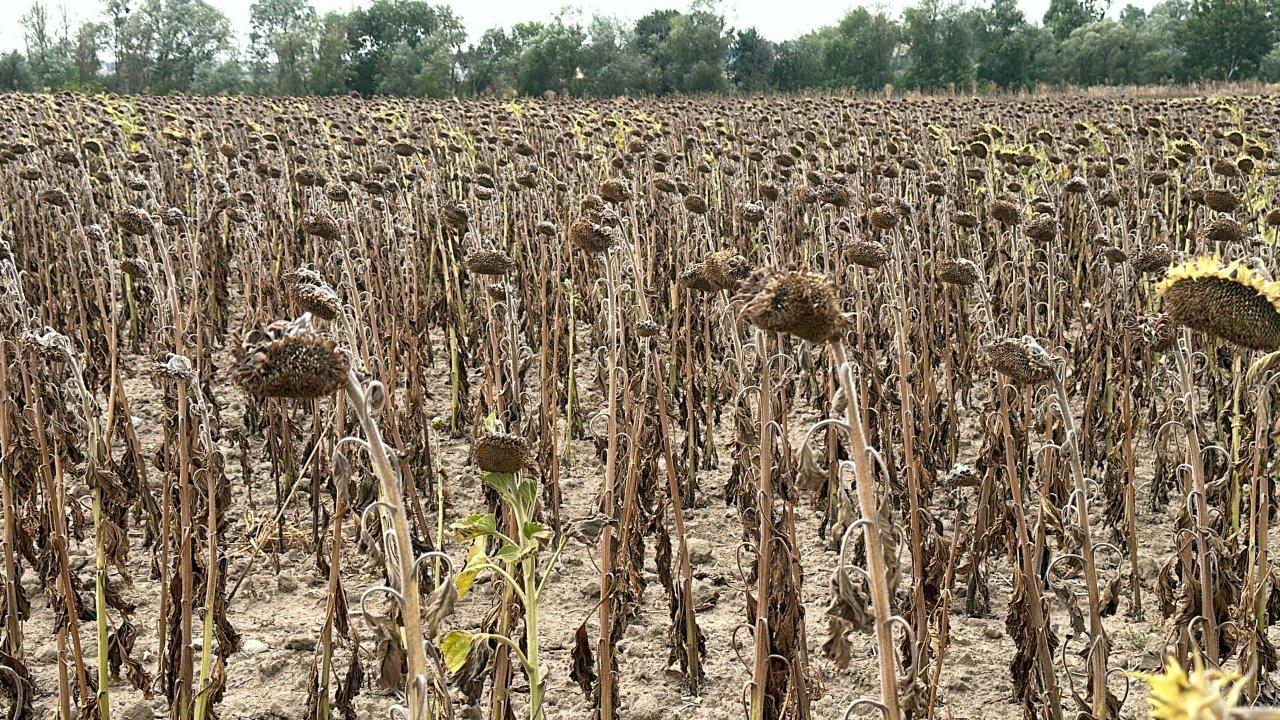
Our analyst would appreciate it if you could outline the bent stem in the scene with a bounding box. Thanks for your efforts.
[1050,373,1109,719]
[1172,342,1219,666]
[344,371,430,717]
[830,341,901,720]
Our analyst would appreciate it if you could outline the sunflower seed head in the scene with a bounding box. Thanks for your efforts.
[232,316,350,399]
[464,248,516,276]
[736,268,850,343]
[937,258,980,286]
[983,336,1057,386]
[1157,257,1280,351]
[473,433,533,474]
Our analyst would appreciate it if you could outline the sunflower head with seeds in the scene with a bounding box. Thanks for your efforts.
[473,432,534,474]
[982,336,1057,386]
[232,315,350,399]
[735,268,850,344]
[1156,256,1280,351]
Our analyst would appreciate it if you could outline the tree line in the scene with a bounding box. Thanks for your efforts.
[3,0,1280,97]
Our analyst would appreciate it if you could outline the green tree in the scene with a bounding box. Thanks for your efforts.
[653,8,729,93]
[633,9,679,56]
[728,27,776,92]
[346,0,464,96]
[901,0,978,89]
[155,0,233,92]
[191,57,245,93]
[1131,2,1187,82]
[771,30,833,90]
[309,12,353,95]
[1263,45,1280,80]
[579,16,657,96]
[823,8,899,90]
[972,0,1050,88]
[1043,0,1106,39]
[73,21,108,87]
[1051,20,1137,84]
[108,0,232,93]
[516,17,585,96]
[249,0,317,94]
[21,2,76,89]
[460,27,528,96]
[1180,0,1274,79]
[0,52,35,91]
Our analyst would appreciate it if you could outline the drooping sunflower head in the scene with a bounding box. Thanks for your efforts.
[473,433,533,474]
[735,268,850,344]
[678,263,718,293]
[703,250,751,291]
[289,279,342,321]
[1155,256,1280,351]
[1134,655,1244,720]
[568,218,616,254]
[936,258,981,287]
[982,336,1057,386]
[464,248,516,277]
[232,316,350,400]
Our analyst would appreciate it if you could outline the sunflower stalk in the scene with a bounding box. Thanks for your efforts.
[831,342,901,720]
[344,371,432,718]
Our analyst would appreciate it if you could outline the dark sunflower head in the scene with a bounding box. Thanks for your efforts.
[936,258,980,287]
[868,205,899,230]
[40,188,73,209]
[232,316,350,399]
[464,248,516,277]
[1025,214,1057,242]
[682,195,709,214]
[115,205,154,235]
[846,239,889,269]
[599,177,632,204]
[739,201,766,224]
[299,212,341,240]
[703,250,751,291]
[291,282,342,321]
[982,336,1057,386]
[635,317,662,338]
[1204,216,1243,245]
[1156,257,1280,351]
[678,263,718,292]
[121,257,152,283]
[735,268,850,343]
[1131,244,1174,275]
[568,218,615,254]
[473,433,533,474]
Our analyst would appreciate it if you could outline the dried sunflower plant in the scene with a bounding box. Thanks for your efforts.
[15,88,1280,720]
[233,314,450,720]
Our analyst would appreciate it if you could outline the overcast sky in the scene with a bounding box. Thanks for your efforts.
[1,0,1159,54]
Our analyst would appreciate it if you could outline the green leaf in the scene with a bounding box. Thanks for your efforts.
[482,472,516,501]
[455,540,488,599]
[494,543,522,565]
[452,513,497,541]
[521,521,551,544]
[439,630,474,674]
[511,477,538,514]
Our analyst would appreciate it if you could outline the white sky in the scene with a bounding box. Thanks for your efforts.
[1,0,1159,54]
